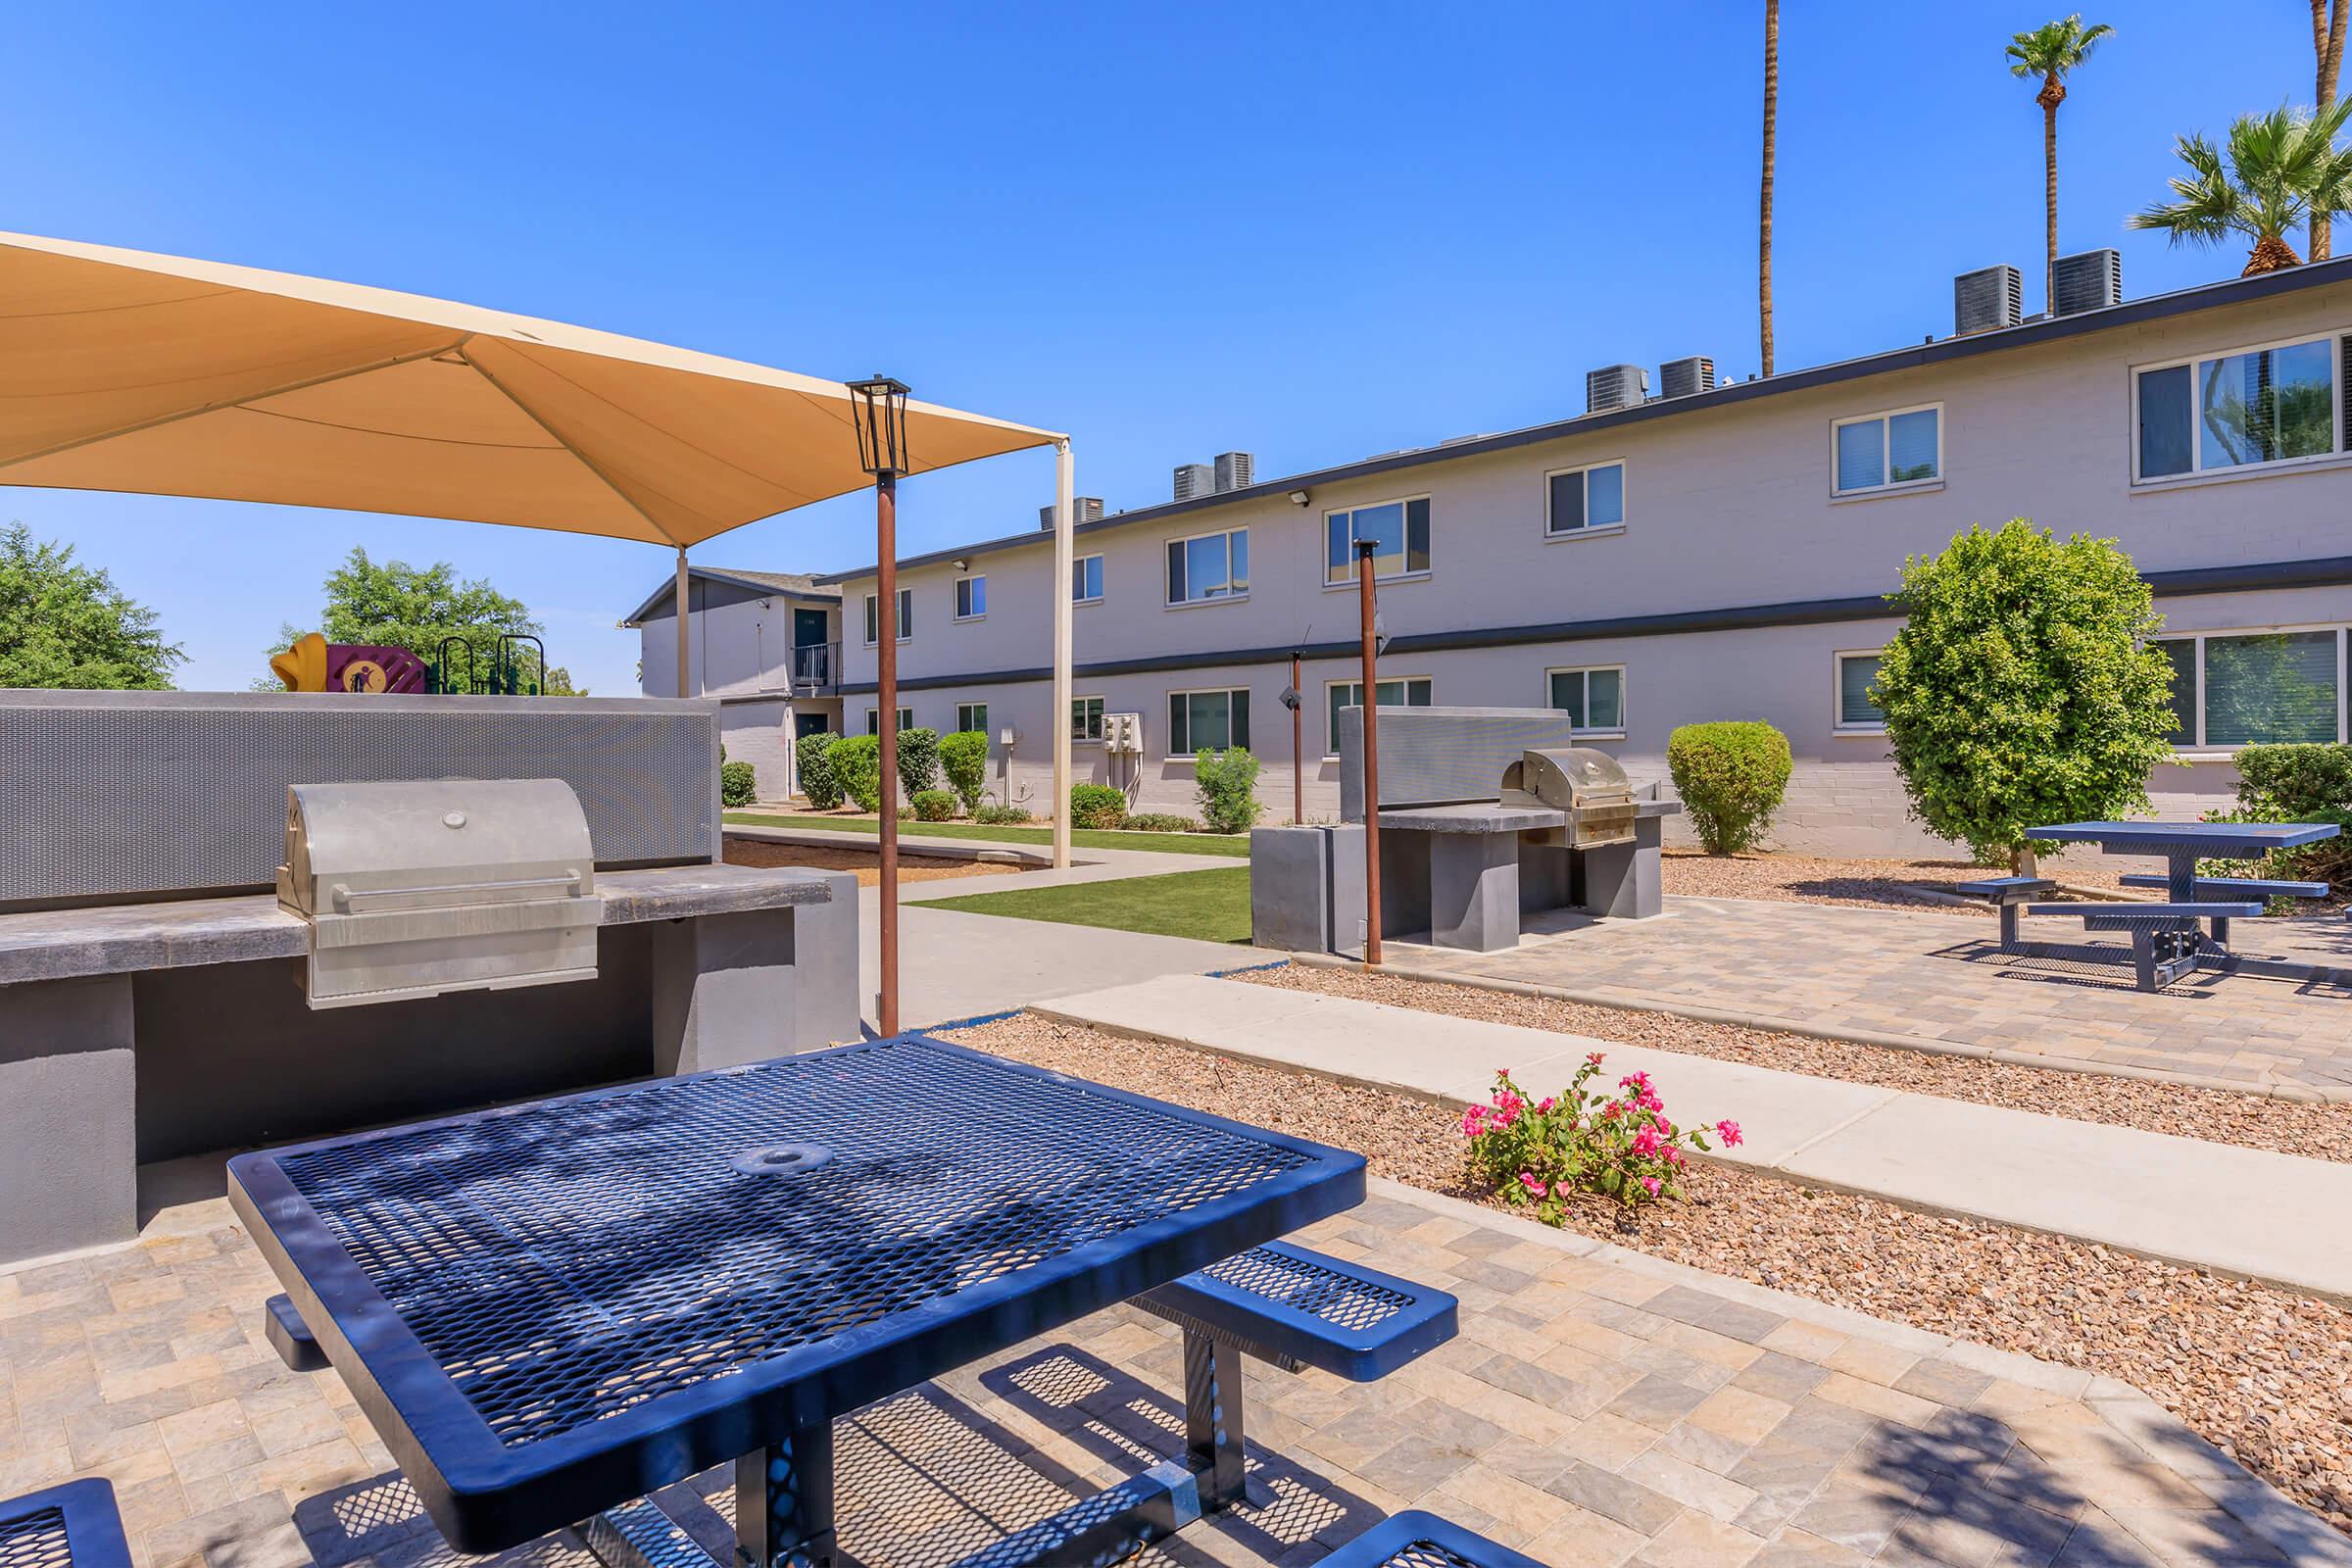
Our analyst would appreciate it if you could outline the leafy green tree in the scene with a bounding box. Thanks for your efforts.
[2130,100,2352,273]
[1875,521,2178,867]
[2005,16,2114,311]
[269,547,582,693]
[0,522,182,689]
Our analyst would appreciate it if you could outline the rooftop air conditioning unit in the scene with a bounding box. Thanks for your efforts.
[1659,356,1716,399]
[1104,712,1144,754]
[2051,248,2123,317]
[1586,364,1647,414]
[1038,496,1105,530]
[1954,265,2024,336]
[1173,463,1215,501]
[1213,451,1254,492]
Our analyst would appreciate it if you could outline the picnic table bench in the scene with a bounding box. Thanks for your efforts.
[0,1481,129,1568]
[235,1034,1529,1568]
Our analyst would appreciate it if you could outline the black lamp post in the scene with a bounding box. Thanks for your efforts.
[1355,538,1383,967]
[848,375,909,1036]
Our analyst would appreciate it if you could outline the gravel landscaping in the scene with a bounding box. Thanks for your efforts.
[1237,962,2352,1163]
[943,1011,2352,1534]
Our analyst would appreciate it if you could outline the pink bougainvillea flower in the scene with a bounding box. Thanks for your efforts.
[1619,1071,1651,1092]
[1537,1097,1556,1114]
[1639,1176,1663,1198]
[1631,1125,1662,1157]
[1600,1102,1622,1120]
[1585,1052,1606,1067]
[1664,1147,1685,1166]
[1460,1107,1488,1137]
[1518,1172,1547,1198]
[1715,1119,1744,1148]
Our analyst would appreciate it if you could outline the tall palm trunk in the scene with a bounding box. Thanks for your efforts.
[2315,0,2348,261]
[1759,0,1778,377]
[2038,74,2065,313]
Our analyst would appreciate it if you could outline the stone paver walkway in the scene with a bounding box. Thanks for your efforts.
[5,1181,2339,1568]
[1381,896,2352,1096]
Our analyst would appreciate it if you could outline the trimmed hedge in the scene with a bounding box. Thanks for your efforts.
[910,788,957,821]
[828,734,883,812]
[1193,747,1263,834]
[974,804,1032,825]
[940,729,989,815]
[797,731,843,810]
[1125,811,1200,833]
[2216,743,2352,895]
[1667,721,1792,855]
[895,726,941,800]
[719,760,758,807]
[1070,783,1128,829]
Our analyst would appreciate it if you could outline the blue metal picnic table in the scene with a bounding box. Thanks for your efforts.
[227,1033,1367,1568]
[2021,820,2343,989]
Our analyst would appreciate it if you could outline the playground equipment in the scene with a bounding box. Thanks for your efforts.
[271,632,553,695]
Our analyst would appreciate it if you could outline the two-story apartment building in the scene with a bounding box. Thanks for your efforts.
[623,567,843,799]
[643,260,2352,853]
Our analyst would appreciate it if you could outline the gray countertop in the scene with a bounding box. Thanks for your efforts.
[0,863,837,987]
[1375,799,1682,834]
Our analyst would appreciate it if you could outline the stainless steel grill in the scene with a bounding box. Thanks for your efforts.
[276,779,603,1009]
[1498,748,1637,849]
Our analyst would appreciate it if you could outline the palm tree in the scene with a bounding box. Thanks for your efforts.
[2130,101,2352,273]
[2006,16,2114,315]
[1759,0,1779,377]
[2313,0,2348,259]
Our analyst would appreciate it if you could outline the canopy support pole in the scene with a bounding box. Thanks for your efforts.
[1052,440,1075,869]
[877,474,901,1036]
[674,548,691,699]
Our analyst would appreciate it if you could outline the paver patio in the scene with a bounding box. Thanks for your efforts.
[1383,895,2352,1094]
[3,1179,2335,1568]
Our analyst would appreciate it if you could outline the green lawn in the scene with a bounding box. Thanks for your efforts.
[723,811,1250,858]
[919,865,1254,944]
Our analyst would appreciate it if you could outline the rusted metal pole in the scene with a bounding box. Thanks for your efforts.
[876,474,900,1037]
[1291,651,1304,825]
[1355,539,1382,967]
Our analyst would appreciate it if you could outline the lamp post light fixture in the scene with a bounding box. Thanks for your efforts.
[848,375,911,1037]
[1280,657,1304,824]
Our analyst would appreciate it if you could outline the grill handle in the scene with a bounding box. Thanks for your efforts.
[329,872,586,912]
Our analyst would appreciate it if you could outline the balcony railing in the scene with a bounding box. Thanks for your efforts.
[791,641,839,695]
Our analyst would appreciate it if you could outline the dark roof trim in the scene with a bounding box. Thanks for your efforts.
[818,257,2352,586]
[836,554,2352,696]
[622,566,840,626]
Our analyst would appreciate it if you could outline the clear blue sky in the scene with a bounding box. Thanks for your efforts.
[3,2,2323,695]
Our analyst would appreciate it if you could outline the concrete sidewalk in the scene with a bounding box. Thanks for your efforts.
[1035,972,2352,1303]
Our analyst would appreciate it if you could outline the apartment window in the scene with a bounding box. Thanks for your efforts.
[863,707,914,735]
[1073,554,1104,604]
[1168,688,1250,756]
[1833,405,1940,495]
[2135,334,2340,480]
[1545,665,1625,735]
[862,588,911,645]
[1071,696,1105,742]
[1835,651,1886,732]
[2157,628,2346,749]
[954,575,986,620]
[956,702,989,735]
[1166,529,1249,605]
[1544,462,1626,536]
[1325,677,1432,757]
[1326,497,1432,584]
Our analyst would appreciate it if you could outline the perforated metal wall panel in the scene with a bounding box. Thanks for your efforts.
[0,692,718,907]
[1337,706,1593,817]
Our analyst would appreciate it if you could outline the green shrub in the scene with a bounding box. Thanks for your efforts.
[940,729,989,815]
[1070,783,1128,828]
[719,760,758,807]
[1193,747,1263,834]
[829,734,882,811]
[2212,743,2352,896]
[910,788,957,821]
[797,731,843,810]
[895,726,941,800]
[1667,722,1792,854]
[974,804,1032,825]
[1875,521,2176,865]
[1125,811,1200,833]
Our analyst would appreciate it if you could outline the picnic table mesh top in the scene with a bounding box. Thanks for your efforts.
[0,1509,71,1568]
[276,1037,1317,1449]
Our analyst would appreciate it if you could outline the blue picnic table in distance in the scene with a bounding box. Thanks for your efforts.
[227,1034,1367,1568]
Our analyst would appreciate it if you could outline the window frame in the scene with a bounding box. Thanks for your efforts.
[1072,553,1104,606]
[1833,648,1888,736]
[1164,527,1250,609]
[1542,663,1629,739]
[1542,460,1629,539]
[1830,402,1943,498]
[1322,675,1433,760]
[863,706,915,736]
[955,702,989,735]
[1165,685,1252,759]
[953,574,986,621]
[1323,494,1434,588]
[861,587,912,646]
[2152,623,2350,755]
[2130,329,2349,485]
[1070,695,1106,744]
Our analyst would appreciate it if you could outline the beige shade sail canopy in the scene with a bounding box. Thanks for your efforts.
[0,230,1059,545]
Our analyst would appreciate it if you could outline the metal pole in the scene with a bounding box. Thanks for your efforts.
[1290,652,1303,825]
[674,547,690,699]
[1052,440,1075,869]
[1355,540,1382,967]
[876,475,901,1037]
